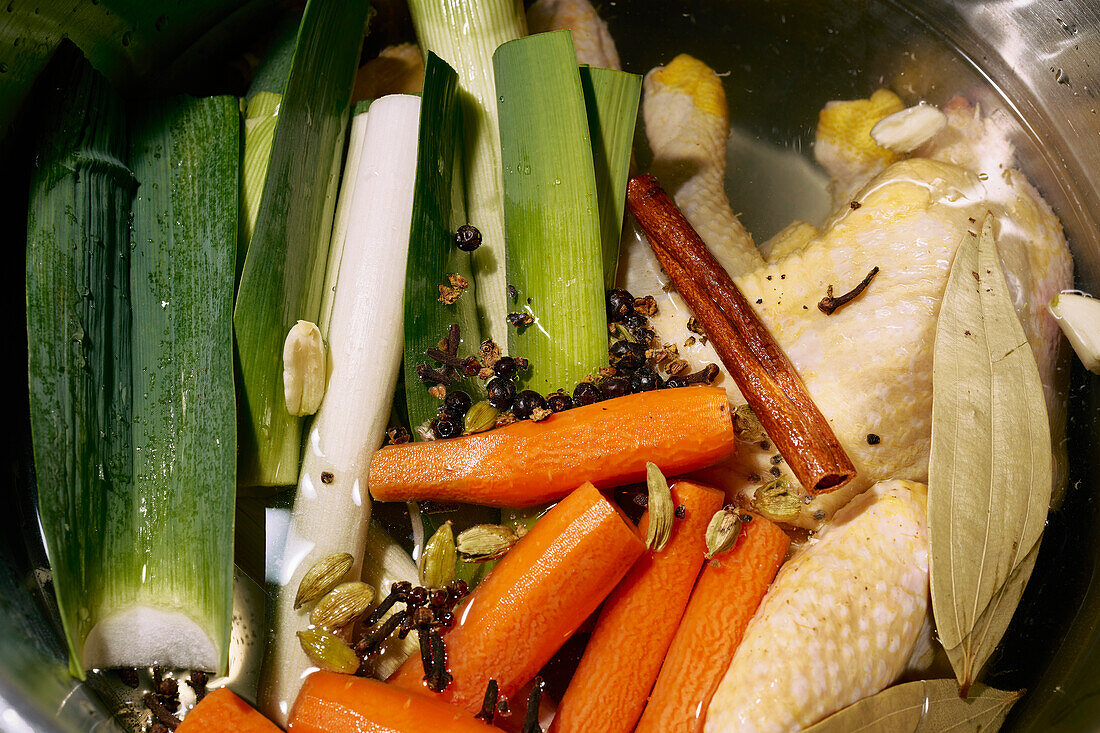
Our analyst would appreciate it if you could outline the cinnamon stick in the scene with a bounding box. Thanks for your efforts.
[626,174,855,494]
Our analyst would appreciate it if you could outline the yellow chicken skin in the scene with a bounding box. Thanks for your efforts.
[705,480,930,733]
[621,84,1072,528]
[814,88,906,206]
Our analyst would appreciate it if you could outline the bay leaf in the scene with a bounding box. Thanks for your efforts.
[802,679,1022,733]
[928,215,1053,691]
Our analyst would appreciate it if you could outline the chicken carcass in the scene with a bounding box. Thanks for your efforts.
[622,59,1072,528]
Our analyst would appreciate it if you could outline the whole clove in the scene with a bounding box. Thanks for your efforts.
[477,679,500,723]
[818,266,880,315]
[523,677,546,733]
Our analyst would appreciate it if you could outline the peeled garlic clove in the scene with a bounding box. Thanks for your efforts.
[1049,291,1100,374]
[283,319,326,416]
[870,103,948,154]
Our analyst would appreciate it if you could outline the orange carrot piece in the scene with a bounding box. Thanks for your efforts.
[550,481,725,733]
[388,482,645,713]
[635,513,790,733]
[369,387,735,507]
[287,671,497,733]
[177,688,280,733]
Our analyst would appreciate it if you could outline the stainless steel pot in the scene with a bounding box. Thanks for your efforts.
[2,0,1097,730]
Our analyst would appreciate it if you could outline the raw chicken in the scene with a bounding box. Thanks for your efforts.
[642,54,762,277]
[705,480,930,732]
[527,0,620,70]
[621,64,1073,528]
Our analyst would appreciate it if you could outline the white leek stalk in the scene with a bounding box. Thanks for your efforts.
[408,0,528,346]
[258,94,421,725]
[1049,291,1100,374]
[360,522,421,680]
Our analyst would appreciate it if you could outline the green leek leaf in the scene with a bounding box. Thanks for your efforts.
[26,44,136,681]
[404,52,483,435]
[238,91,280,282]
[408,0,528,347]
[126,93,239,676]
[233,0,371,487]
[579,66,640,288]
[27,44,238,677]
[929,216,1053,691]
[495,30,607,393]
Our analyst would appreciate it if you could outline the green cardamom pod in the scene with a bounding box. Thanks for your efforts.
[752,478,802,522]
[456,524,519,562]
[645,462,674,552]
[295,552,354,610]
[704,506,742,559]
[732,403,767,443]
[463,400,500,435]
[419,521,457,588]
[297,627,360,673]
[310,581,375,629]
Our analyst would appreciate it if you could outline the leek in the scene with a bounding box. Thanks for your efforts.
[496,31,607,393]
[404,52,482,433]
[26,46,135,681]
[580,66,641,288]
[238,91,281,280]
[125,94,239,674]
[258,94,420,726]
[27,46,238,677]
[408,0,528,347]
[360,522,421,680]
[320,105,371,335]
[233,0,371,487]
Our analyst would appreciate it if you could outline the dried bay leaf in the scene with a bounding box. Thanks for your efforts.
[802,679,1022,732]
[928,216,1053,691]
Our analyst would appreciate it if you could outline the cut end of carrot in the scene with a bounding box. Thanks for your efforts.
[177,688,280,733]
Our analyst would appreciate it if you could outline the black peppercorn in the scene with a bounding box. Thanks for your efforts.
[486,378,516,409]
[609,339,646,369]
[573,381,601,406]
[607,289,635,321]
[664,376,687,389]
[546,391,573,412]
[493,356,517,378]
[512,390,547,420]
[455,224,482,251]
[600,376,632,400]
[631,366,663,392]
[444,390,472,416]
[433,415,462,439]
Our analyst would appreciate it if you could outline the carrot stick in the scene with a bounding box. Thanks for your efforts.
[388,482,645,713]
[550,481,725,733]
[369,387,735,507]
[177,688,281,733]
[635,512,790,733]
[627,174,855,495]
[287,671,497,732]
